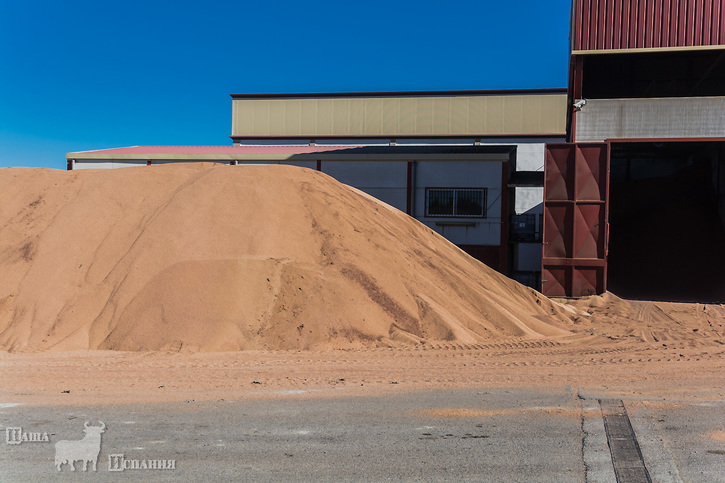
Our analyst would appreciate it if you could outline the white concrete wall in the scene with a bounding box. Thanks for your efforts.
[73,160,147,169]
[514,187,544,215]
[322,161,408,212]
[414,160,503,246]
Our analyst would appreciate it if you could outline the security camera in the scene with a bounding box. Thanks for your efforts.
[573,99,587,110]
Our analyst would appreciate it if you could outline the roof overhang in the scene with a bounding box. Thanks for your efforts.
[67,145,516,162]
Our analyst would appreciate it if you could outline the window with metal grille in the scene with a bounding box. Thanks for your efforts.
[425,188,486,218]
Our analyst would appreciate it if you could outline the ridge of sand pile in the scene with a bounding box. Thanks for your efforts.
[0,163,571,352]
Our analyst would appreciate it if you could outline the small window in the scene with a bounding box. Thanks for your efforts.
[426,188,486,218]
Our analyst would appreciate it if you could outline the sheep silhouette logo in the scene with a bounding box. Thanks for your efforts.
[55,421,105,472]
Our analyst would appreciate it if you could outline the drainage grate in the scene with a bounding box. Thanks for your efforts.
[599,399,652,483]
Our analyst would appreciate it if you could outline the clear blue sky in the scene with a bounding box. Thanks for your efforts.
[0,0,572,170]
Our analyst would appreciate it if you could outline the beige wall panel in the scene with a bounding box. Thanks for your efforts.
[398,98,417,135]
[299,100,318,136]
[484,97,505,133]
[233,101,256,135]
[502,97,524,134]
[268,101,285,136]
[382,98,400,135]
[431,98,452,134]
[519,96,541,133]
[332,99,350,135]
[364,98,384,135]
[316,99,334,136]
[349,99,364,135]
[450,98,469,135]
[539,95,565,133]
[283,100,301,135]
[252,101,270,136]
[467,98,485,133]
[415,98,434,134]
[231,93,567,137]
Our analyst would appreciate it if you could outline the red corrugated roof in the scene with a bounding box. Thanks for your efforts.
[74,145,361,155]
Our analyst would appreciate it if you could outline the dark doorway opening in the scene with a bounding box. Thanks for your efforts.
[608,141,725,303]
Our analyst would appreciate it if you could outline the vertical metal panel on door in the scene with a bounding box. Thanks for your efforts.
[542,143,609,297]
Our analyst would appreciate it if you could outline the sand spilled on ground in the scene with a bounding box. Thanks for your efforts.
[0,163,572,352]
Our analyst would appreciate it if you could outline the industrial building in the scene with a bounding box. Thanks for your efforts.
[544,0,725,301]
[66,0,725,301]
[67,90,567,288]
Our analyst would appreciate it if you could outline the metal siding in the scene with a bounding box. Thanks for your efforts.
[349,99,364,135]
[662,0,671,45]
[542,143,609,297]
[502,97,524,135]
[299,100,317,136]
[382,98,400,135]
[231,94,567,138]
[647,0,657,47]
[432,98,452,134]
[599,0,608,48]
[613,0,623,48]
[268,101,285,137]
[632,0,642,47]
[696,0,705,44]
[364,98,384,135]
[467,97,485,134]
[575,97,725,141]
[573,0,725,50]
[580,0,591,51]
[284,100,301,136]
[653,0,663,46]
[398,98,417,135]
[704,0,713,42]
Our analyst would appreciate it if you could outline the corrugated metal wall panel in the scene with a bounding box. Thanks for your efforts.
[232,94,567,138]
[573,0,725,51]
[575,97,725,141]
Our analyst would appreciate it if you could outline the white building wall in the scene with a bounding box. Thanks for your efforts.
[73,160,147,169]
[322,161,408,212]
[414,160,503,246]
[514,187,544,215]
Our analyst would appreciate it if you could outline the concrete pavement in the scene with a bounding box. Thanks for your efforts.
[1,388,723,482]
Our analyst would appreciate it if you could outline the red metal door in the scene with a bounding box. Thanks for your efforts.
[542,143,609,297]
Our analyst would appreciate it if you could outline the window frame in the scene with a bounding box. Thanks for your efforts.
[424,187,488,218]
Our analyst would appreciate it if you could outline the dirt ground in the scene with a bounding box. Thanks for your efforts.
[1,293,723,407]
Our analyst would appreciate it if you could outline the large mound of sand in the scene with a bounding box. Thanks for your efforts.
[0,163,571,352]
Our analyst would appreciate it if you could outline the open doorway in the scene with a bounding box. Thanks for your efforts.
[608,141,725,303]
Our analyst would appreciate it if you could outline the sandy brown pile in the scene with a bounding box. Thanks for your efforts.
[0,163,571,352]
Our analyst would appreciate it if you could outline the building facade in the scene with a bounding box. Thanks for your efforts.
[66,1,725,301]
[541,0,725,300]
[67,90,568,288]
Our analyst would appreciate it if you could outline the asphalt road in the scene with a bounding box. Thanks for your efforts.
[1,388,723,482]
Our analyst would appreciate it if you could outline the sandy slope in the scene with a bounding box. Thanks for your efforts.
[1,293,723,406]
[0,163,571,352]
